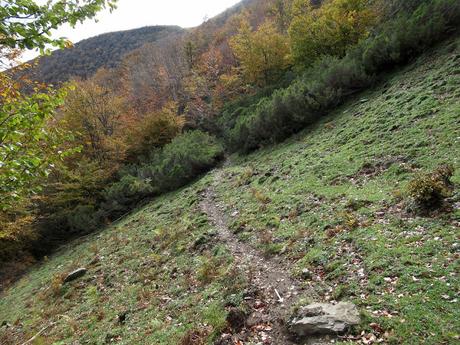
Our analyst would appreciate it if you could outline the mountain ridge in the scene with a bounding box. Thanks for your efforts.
[27,25,184,84]
[23,0,275,85]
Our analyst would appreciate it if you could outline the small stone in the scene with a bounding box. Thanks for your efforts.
[289,302,360,336]
[301,269,312,280]
[63,268,87,283]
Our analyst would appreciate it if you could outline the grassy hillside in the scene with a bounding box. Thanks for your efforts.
[213,37,460,344]
[1,36,459,345]
[0,175,240,344]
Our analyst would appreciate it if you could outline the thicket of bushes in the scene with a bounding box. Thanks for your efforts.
[103,130,224,217]
[6,131,223,257]
[223,0,460,152]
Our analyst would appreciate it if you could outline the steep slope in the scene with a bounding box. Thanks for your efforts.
[28,26,183,84]
[1,37,459,345]
[212,38,460,344]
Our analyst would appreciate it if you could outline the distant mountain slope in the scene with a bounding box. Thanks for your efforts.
[29,26,183,84]
[26,0,276,85]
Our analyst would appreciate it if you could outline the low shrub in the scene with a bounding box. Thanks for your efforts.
[102,175,154,217]
[118,130,224,194]
[152,130,225,191]
[67,204,107,232]
[406,164,454,213]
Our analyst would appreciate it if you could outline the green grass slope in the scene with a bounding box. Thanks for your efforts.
[1,37,459,345]
[214,37,460,344]
[0,175,242,344]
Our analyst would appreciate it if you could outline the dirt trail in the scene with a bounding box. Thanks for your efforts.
[201,169,330,345]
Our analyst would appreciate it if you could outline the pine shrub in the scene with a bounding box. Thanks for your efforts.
[225,0,460,152]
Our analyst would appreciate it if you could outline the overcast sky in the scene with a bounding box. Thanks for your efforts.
[23,0,241,61]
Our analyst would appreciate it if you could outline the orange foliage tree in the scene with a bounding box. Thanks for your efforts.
[126,101,185,158]
[61,78,132,167]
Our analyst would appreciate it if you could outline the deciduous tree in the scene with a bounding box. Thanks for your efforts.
[126,101,185,158]
[0,0,117,210]
[230,19,290,86]
[289,0,376,68]
[0,0,116,51]
[61,79,130,165]
[268,0,293,32]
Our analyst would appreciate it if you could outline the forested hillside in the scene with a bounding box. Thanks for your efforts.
[1,0,460,343]
[22,0,271,86]
[28,26,183,84]
[1,32,459,345]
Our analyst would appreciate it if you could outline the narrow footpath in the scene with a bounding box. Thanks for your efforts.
[200,169,331,345]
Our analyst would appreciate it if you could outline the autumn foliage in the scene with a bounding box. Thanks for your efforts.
[230,19,291,86]
[126,102,185,158]
[2,0,460,275]
[289,0,377,67]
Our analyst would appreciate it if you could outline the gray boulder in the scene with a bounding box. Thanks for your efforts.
[290,302,360,336]
[63,268,87,283]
